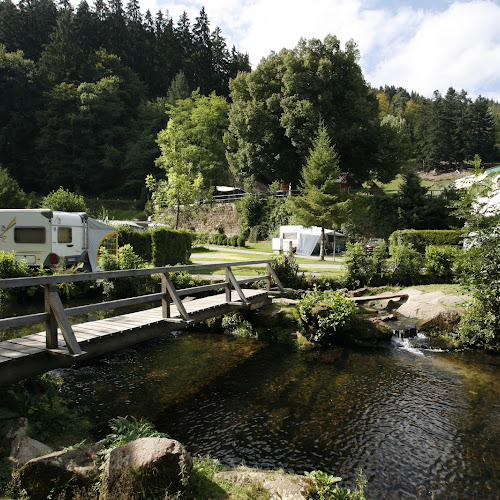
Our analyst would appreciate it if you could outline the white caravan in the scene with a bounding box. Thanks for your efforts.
[0,209,118,271]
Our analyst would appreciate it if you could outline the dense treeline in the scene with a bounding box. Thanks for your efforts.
[0,0,249,197]
[376,86,498,170]
[1,0,499,204]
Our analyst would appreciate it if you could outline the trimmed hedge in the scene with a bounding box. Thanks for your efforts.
[119,229,153,262]
[152,227,193,266]
[117,227,192,266]
[389,229,463,253]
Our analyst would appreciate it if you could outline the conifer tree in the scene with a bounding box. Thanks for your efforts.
[291,125,350,260]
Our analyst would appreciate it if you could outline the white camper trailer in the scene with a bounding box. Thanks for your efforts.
[0,209,118,271]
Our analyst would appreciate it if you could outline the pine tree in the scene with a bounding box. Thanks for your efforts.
[291,126,350,260]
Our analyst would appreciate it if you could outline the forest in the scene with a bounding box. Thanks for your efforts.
[0,0,499,203]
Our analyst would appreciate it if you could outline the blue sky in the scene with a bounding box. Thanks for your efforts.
[140,0,500,101]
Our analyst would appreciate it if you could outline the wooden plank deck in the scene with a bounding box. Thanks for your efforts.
[0,289,270,386]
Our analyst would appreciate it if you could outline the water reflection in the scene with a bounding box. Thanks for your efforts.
[59,332,500,499]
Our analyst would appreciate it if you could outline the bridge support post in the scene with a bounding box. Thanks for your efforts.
[161,273,171,318]
[44,285,58,349]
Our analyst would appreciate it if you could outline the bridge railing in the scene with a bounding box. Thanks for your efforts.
[0,260,284,356]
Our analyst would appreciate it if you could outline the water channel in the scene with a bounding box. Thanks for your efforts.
[58,330,499,499]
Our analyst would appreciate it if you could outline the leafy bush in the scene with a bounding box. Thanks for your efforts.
[0,374,90,444]
[221,312,255,338]
[40,187,88,213]
[390,243,424,286]
[389,229,462,253]
[424,245,460,283]
[271,252,307,289]
[0,251,31,303]
[454,227,500,347]
[237,236,246,247]
[298,288,357,343]
[98,245,154,298]
[343,242,375,289]
[305,470,367,500]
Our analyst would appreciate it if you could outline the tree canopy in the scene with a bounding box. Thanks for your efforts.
[225,36,409,187]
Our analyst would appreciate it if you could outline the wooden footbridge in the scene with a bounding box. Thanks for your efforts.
[0,260,284,386]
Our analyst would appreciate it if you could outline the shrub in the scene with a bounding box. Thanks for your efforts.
[118,229,153,262]
[298,288,357,343]
[390,243,424,286]
[98,245,153,298]
[40,187,88,213]
[151,227,192,266]
[454,227,500,347]
[424,245,461,283]
[221,312,255,338]
[271,252,307,289]
[343,242,375,289]
[389,229,462,253]
[237,236,246,247]
[0,251,31,303]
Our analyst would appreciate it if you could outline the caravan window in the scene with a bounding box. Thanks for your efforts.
[58,227,72,243]
[283,232,297,240]
[14,227,46,244]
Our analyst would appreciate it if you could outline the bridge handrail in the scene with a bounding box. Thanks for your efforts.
[0,259,275,290]
[0,260,284,355]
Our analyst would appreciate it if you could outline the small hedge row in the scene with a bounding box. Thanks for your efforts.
[118,227,193,266]
[389,229,463,253]
[208,233,245,247]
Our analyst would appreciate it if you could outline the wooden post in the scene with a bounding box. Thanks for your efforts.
[225,266,232,302]
[161,273,171,318]
[266,263,272,292]
[44,285,58,349]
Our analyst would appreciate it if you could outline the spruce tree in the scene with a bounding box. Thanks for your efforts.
[291,125,350,260]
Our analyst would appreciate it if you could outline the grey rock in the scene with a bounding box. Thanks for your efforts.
[215,469,316,500]
[101,437,192,498]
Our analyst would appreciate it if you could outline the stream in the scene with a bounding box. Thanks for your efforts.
[57,330,499,499]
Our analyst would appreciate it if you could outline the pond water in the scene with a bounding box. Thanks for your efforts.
[59,331,500,499]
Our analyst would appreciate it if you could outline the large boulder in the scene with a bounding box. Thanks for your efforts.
[419,310,462,333]
[100,437,192,499]
[2,417,28,457]
[215,469,316,500]
[16,443,102,500]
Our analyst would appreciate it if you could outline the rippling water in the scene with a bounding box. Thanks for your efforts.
[59,332,500,499]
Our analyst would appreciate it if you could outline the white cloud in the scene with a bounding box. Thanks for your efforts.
[368,1,500,100]
[139,0,500,100]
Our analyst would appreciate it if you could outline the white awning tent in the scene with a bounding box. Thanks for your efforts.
[278,225,346,256]
[88,218,118,271]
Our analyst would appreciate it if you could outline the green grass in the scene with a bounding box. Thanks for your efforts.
[244,241,273,253]
[408,283,466,295]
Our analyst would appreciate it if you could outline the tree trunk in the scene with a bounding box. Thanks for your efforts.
[320,226,325,261]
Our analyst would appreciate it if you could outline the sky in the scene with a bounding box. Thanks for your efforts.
[138,0,500,101]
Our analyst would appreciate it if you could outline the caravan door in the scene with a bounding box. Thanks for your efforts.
[50,212,88,265]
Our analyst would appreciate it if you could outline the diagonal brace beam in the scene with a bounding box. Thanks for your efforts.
[225,267,249,304]
[47,286,83,355]
[162,273,192,321]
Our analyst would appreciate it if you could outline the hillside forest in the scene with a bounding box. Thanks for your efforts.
[1,0,499,207]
